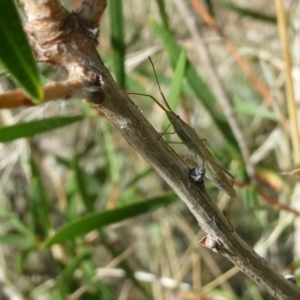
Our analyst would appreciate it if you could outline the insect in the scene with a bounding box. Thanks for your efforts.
[129,57,237,201]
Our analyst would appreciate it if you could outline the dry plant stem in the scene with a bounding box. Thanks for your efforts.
[258,190,300,217]
[18,0,300,299]
[274,0,300,165]
[189,0,272,106]
[0,80,83,109]
[173,0,255,181]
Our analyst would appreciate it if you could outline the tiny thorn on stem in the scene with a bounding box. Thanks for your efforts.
[189,166,206,183]
[199,236,220,253]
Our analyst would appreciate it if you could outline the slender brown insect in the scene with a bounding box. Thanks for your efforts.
[129,57,237,201]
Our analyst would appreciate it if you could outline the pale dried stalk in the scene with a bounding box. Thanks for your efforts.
[274,0,300,165]
[10,0,300,299]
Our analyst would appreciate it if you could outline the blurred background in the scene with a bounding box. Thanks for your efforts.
[0,0,299,299]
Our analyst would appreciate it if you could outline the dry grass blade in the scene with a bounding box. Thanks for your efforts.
[279,168,300,179]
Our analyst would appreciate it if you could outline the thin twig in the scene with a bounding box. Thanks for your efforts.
[0,79,83,109]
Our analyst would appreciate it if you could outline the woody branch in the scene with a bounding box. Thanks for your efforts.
[4,0,300,299]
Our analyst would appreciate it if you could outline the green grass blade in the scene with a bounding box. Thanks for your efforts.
[98,230,150,299]
[167,48,187,110]
[126,75,149,94]
[42,193,177,247]
[108,0,126,88]
[0,0,42,102]
[125,167,153,188]
[222,2,276,24]
[29,155,51,236]
[15,246,35,273]
[0,202,33,236]
[81,260,113,300]
[65,173,80,221]
[0,115,84,142]
[0,234,34,247]
[61,250,90,279]
[245,280,265,300]
[204,0,215,17]
[154,0,170,32]
[100,119,120,184]
[72,154,94,212]
[234,99,277,121]
[163,48,186,128]
[150,20,238,149]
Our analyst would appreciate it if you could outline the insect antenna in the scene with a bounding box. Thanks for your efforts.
[127,92,167,113]
[148,56,173,112]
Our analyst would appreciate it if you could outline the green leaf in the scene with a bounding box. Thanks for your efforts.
[0,0,43,102]
[42,193,177,247]
[0,115,84,143]
[108,0,126,88]
[150,20,238,150]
